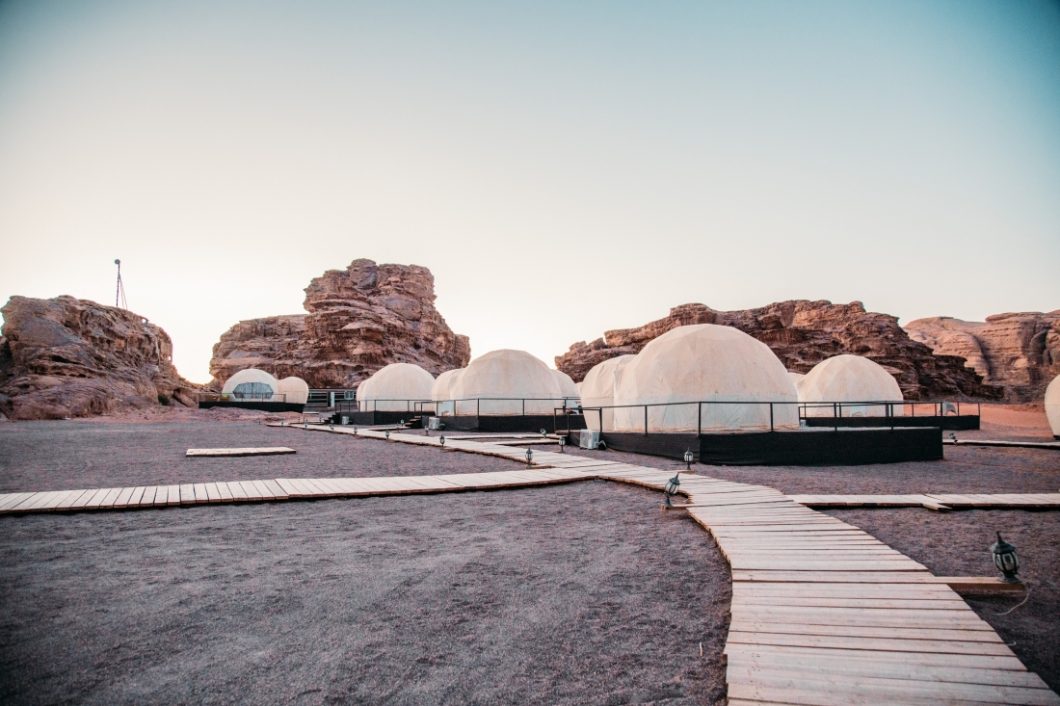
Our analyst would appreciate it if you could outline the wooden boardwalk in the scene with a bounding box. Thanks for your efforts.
[791,493,1060,511]
[944,438,1060,451]
[1,424,1058,704]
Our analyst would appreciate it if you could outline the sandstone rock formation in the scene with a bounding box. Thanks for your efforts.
[556,301,1000,400]
[0,296,201,420]
[209,259,471,388]
[905,312,1060,401]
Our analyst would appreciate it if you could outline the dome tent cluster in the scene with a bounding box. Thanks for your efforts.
[580,324,905,434]
[221,368,309,405]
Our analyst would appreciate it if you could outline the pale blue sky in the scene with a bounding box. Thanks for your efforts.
[1,0,1057,382]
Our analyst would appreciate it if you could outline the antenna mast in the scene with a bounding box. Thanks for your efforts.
[114,259,127,309]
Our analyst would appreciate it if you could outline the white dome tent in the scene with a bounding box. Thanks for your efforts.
[788,371,805,386]
[449,349,562,415]
[580,354,635,432]
[1045,375,1060,439]
[277,376,310,406]
[798,354,904,418]
[222,368,281,401]
[431,368,464,416]
[613,325,799,433]
[551,369,580,405]
[358,363,435,412]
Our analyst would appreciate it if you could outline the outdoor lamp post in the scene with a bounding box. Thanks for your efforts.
[663,473,681,508]
[352,426,358,435]
[991,533,1020,582]
[385,430,390,441]
[439,435,446,447]
[540,428,547,436]
[683,450,694,471]
[558,436,566,453]
[525,448,534,467]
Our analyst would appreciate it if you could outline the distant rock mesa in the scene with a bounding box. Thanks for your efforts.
[209,259,471,388]
[555,301,1000,400]
[905,312,1060,401]
[0,295,200,420]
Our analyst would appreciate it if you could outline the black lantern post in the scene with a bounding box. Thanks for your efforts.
[352,426,358,435]
[439,435,446,447]
[663,473,681,508]
[384,430,390,441]
[991,533,1020,582]
[558,436,566,453]
[525,448,534,467]
[540,428,547,437]
[683,450,694,471]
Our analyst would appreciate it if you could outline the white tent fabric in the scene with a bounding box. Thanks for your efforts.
[431,368,464,416]
[580,354,635,431]
[788,371,805,385]
[449,349,562,415]
[277,376,310,405]
[798,354,904,417]
[613,324,799,433]
[551,369,580,403]
[1045,375,1060,438]
[358,363,435,412]
[222,368,281,401]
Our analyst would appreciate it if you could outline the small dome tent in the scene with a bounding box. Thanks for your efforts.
[449,349,562,415]
[431,368,464,416]
[222,368,281,401]
[358,363,435,412]
[580,355,635,431]
[1045,375,1060,439]
[798,354,904,417]
[277,376,310,405]
[552,369,580,404]
[613,325,799,433]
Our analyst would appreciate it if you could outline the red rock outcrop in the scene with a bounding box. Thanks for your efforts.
[209,259,471,388]
[905,312,1060,401]
[0,296,201,420]
[556,301,1000,400]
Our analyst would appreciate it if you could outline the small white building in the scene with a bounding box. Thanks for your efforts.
[612,324,799,433]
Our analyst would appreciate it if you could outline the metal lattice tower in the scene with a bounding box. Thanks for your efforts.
[114,259,127,309]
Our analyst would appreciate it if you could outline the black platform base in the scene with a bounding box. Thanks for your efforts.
[339,411,422,426]
[803,415,980,431]
[435,414,587,433]
[198,401,305,413]
[594,427,942,466]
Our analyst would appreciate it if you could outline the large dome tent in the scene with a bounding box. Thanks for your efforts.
[358,363,435,412]
[613,324,799,433]
[580,354,635,431]
[277,376,310,405]
[1046,375,1060,439]
[552,369,580,404]
[798,354,904,417]
[222,368,281,401]
[431,368,464,416]
[449,349,562,415]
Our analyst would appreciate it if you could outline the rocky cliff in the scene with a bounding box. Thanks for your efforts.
[555,301,1000,400]
[209,259,471,388]
[905,312,1060,401]
[0,296,201,420]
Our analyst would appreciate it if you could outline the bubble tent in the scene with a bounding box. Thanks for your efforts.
[222,368,281,401]
[200,368,306,412]
[1046,375,1060,439]
[431,368,464,416]
[277,377,310,406]
[448,349,564,416]
[797,354,904,418]
[358,363,435,412]
[566,324,943,465]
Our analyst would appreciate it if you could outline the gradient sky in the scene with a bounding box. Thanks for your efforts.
[1,0,1058,383]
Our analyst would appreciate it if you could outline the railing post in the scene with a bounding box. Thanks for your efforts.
[644,405,648,435]
[769,403,774,431]
[477,398,480,417]
[522,398,526,416]
[697,402,702,436]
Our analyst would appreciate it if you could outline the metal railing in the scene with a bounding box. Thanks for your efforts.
[573,398,980,435]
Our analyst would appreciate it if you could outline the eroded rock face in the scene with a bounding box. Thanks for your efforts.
[0,296,201,420]
[905,312,1060,401]
[556,301,1000,400]
[209,259,471,388]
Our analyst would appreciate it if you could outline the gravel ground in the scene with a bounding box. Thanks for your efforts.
[0,422,731,705]
[0,421,520,493]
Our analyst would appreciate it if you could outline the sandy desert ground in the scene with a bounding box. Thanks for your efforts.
[0,402,1056,701]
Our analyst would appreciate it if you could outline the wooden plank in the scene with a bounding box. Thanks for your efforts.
[0,492,35,511]
[192,483,210,504]
[238,481,262,501]
[113,487,137,509]
[730,607,992,631]
[185,447,295,457]
[203,482,220,502]
[226,481,249,502]
[177,484,195,505]
[262,480,288,499]
[214,482,234,502]
[733,596,970,610]
[724,643,1028,672]
[932,576,1026,593]
[726,631,1016,656]
[727,621,1004,643]
[732,570,943,583]
[126,487,147,507]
